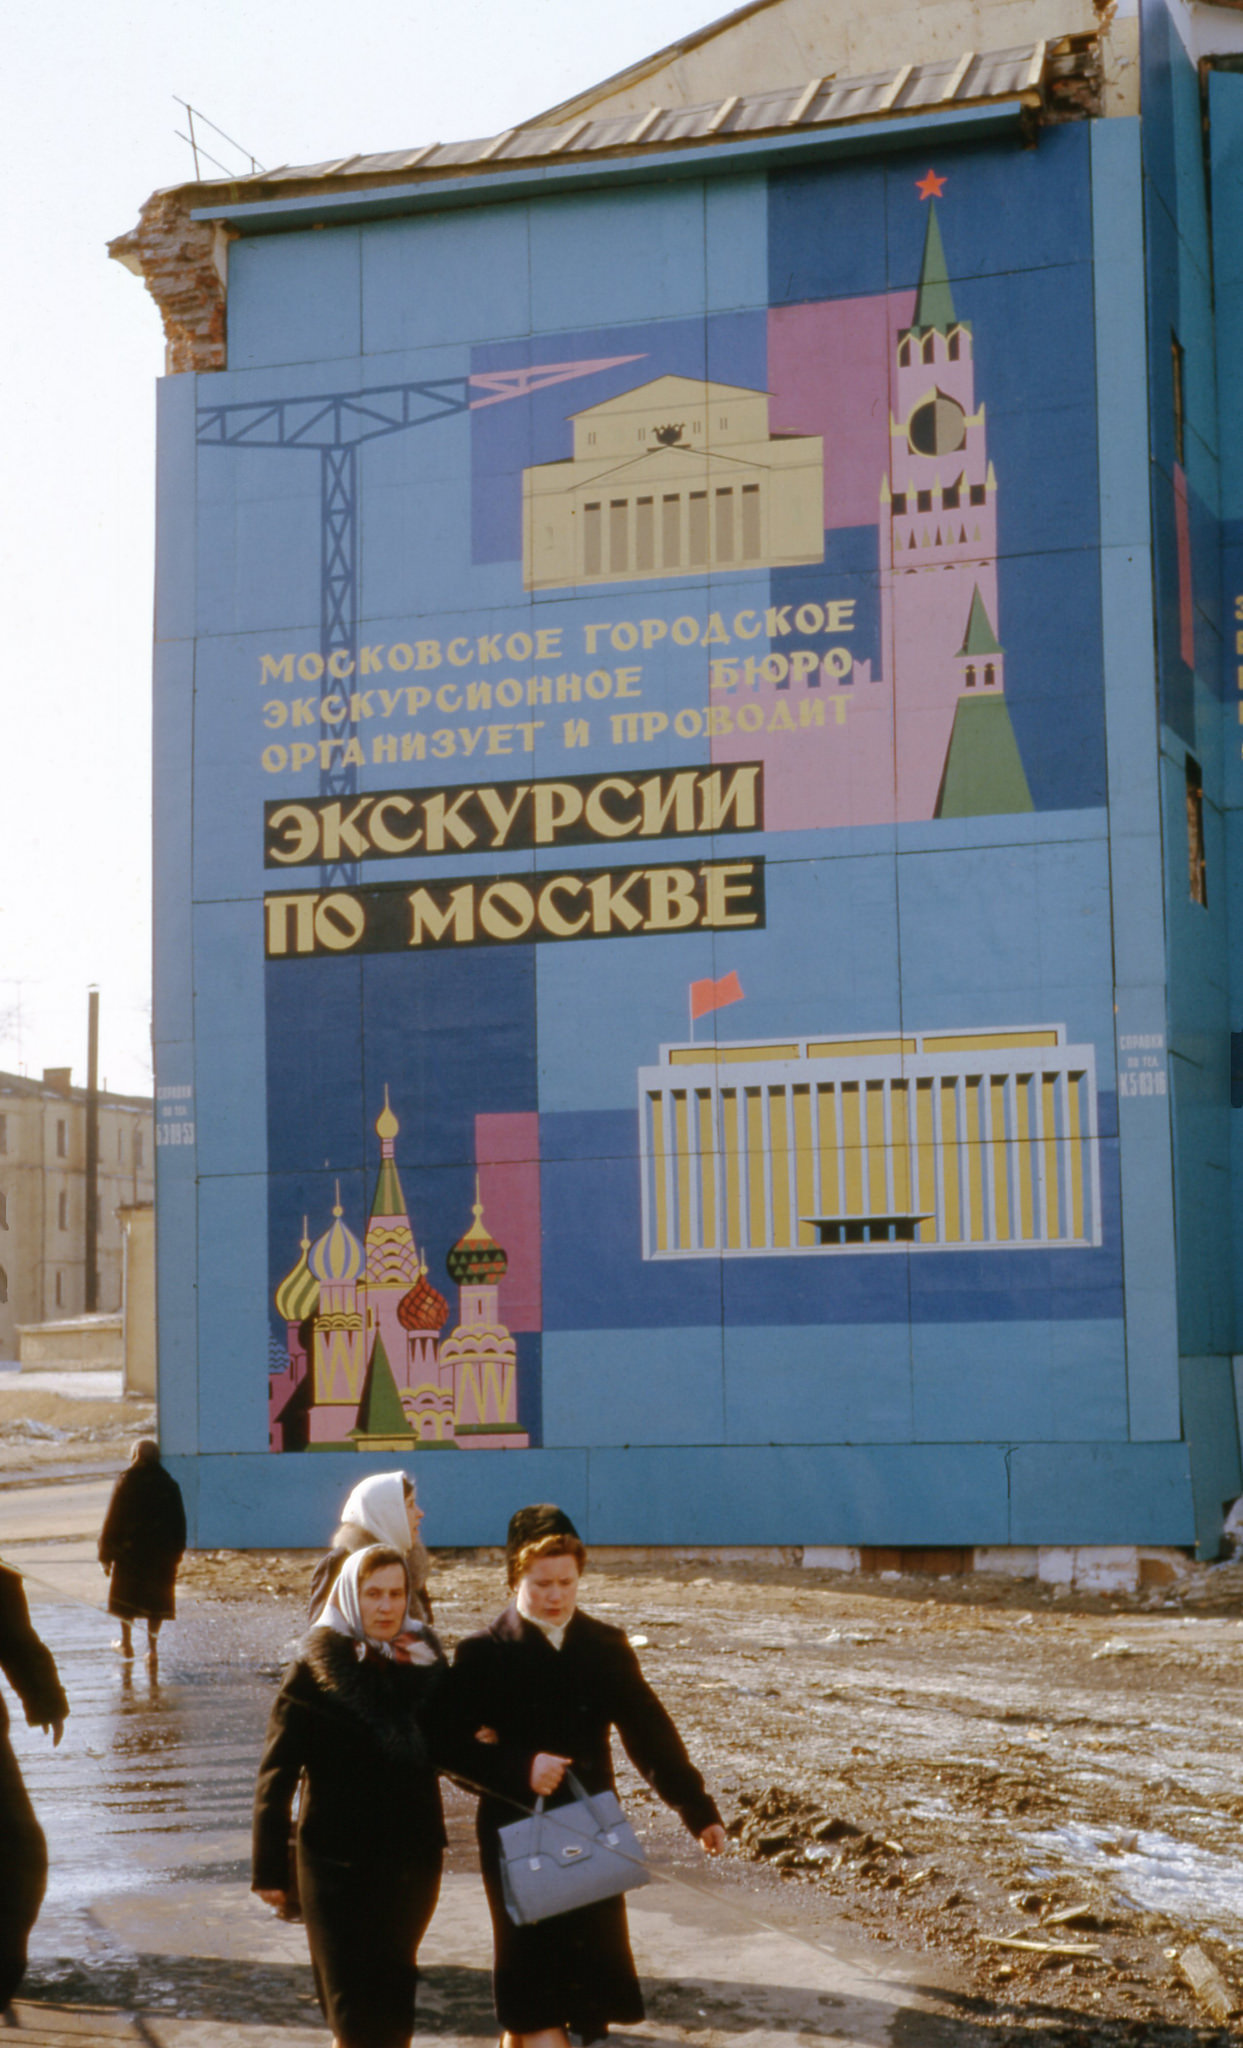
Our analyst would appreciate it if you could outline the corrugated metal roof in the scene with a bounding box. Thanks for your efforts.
[177,40,1082,205]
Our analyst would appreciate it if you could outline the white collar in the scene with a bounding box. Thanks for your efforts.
[516,1590,570,1649]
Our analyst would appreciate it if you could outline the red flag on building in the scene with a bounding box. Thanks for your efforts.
[690,971,745,1023]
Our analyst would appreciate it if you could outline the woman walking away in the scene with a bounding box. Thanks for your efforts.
[0,1560,68,2011]
[308,1472,431,1625]
[452,1505,726,2048]
[254,1544,516,2048]
[98,1439,186,1665]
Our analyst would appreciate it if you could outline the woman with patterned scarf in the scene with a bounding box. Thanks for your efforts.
[253,1544,515,2048]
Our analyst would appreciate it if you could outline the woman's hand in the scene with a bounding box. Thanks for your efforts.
[698,1824,727,1856]
[255,1888,288,1912]
[529,1751,571,1796]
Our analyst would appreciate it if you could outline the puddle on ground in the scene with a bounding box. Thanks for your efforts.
[1025,1818,1243,1932]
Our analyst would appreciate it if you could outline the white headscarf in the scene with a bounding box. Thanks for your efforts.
[321,1546,438,1665]
[338,1472,413,1556]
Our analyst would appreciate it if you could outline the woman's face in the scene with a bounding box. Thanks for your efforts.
[520,1553,581,1626]
[405,1494,424,1546]
[358,1563,408,1640]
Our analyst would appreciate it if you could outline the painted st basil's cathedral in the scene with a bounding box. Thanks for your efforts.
[268,1091,529,1452]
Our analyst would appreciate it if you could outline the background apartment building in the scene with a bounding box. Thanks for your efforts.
[0,1068,154,1358]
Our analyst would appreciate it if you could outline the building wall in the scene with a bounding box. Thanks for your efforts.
[0,1076,154,1357]
[1132,0,1243,1550]
[149,63,1232,1550]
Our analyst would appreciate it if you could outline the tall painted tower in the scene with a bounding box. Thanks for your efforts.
[882,191,1029,818]
[362,1088,422,1390]
[307,1190,367,1443]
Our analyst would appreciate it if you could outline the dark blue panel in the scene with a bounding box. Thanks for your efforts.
[266,958,365,1175]
[767,159,888,305]
[883,126,1093,288]
[1140,0,1179,223]
[768,125,1092,311]
[469,312,767,564]
[539,1106,1122,1331]
[1002,549,1107,810]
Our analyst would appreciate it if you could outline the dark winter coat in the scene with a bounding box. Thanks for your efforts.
[253,1625,521,2048]
[0,1564,69,2009]
[307,1531,433,1628]
[98,1461,186,1622]
[451,1603,722,2042]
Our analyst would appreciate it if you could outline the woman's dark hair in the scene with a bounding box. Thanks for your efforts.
[509,1532,588,1589]
[357,1544,408,1589]
[401,1476,415,1502]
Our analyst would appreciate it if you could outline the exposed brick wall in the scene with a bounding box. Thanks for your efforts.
[109,192,229,374]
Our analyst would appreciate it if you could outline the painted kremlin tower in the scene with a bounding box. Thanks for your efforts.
[707,186,1033,830]
[268,1095,528,1451]
[882,195,1031,819]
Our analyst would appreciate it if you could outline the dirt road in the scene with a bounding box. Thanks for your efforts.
[184,1544,1243,2041]
[3,1368,1239,2041]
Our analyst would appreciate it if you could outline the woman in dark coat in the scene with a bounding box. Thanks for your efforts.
[0,1561,68,2011]
[98,1439,186,1662]
[308,1472,432,1627]
[254,1544,517,2048]
[451,1505,726,2048]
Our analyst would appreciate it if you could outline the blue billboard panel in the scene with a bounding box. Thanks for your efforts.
[165,131,1136,1517]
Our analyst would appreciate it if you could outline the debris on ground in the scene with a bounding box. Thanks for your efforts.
[1178,1943,1238,2024]
[8,1402,1243,2039]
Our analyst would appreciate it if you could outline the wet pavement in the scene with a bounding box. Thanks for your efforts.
[2,1492,969,2047]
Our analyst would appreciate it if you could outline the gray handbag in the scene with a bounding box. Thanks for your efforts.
[497,1770,652,1926]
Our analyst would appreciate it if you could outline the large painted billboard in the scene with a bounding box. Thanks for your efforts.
[157,110,1205,1543]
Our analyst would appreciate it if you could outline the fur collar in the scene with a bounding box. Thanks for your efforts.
[300,1625,439,1767]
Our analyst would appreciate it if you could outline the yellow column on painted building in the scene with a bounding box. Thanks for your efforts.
[642,1025,1100,1257]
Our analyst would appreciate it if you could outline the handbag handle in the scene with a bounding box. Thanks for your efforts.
[562,1770,617,1838]
[529,1771,617,1854]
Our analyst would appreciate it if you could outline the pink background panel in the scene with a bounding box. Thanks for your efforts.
[768,292,915,530]
[475,1111,542,1331]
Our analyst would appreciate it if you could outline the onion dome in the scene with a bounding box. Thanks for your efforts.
[275,1219,320,1324]
[398,1258,449,1332]
[309,1185,364,1285]
[446,1181,508,1286]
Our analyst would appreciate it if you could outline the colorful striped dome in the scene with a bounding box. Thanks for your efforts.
[275,1219,320,1323]
[446,1183,508,1286]
[309,1188,364,1284]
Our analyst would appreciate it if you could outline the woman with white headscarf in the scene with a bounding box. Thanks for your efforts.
[308,1472,431,1626]
[254,1544,515,2048]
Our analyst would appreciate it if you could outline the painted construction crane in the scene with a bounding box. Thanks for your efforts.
[196,358,641,885]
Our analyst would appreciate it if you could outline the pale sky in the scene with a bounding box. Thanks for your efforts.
[0,0,729,1097]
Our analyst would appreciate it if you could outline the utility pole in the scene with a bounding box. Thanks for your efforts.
[86,988,99,1313]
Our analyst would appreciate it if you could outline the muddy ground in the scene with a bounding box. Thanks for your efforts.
[0,1383,155,1470]
[181,1544,1243,2044]
[5,1378,1239,2044]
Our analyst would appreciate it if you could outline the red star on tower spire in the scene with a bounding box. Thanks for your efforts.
[916,169,947,199]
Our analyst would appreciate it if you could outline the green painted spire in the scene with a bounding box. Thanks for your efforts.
[935,698,1033,819]
[371,1155,407,1218]
[958,585,1002,657]
[351,1335,413,1440]
[913,202,956,334]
